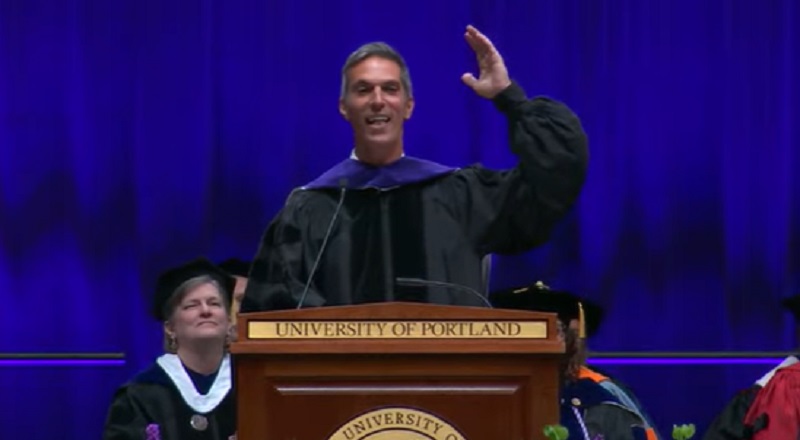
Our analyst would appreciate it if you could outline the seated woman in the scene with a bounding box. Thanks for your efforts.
[490,281,660,440]
[103,257,237,440]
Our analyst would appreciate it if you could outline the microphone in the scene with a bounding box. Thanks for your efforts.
[395,277,493,308]
[296,178,348,309]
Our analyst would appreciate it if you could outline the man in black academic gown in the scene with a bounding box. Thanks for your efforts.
[241,25,589,312]
[702,294,800,440]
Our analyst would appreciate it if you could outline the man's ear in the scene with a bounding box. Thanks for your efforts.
[404,97,415,120]
[339,98,349,121]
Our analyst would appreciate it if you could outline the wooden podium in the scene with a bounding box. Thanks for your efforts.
[230,302,564,440]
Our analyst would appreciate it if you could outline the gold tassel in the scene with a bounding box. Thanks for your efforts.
[578,301,586,338]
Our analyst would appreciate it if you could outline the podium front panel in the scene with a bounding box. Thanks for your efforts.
[236,354,559,440]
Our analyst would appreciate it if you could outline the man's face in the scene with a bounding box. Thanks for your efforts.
[339,56,414,152]
[227,276,249,342]
[230,275,248,319]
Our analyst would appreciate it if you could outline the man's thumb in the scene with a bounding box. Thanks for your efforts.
[461,73,478,88]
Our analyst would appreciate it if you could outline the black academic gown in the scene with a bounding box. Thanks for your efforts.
[702,385,761,440]
[103,354,236,440]
[241,81,589,311]
[584,365,663,439]
[586,365,665,440]
[562,370,657,440]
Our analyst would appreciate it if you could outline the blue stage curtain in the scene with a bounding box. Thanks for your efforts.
[1,0,797,437]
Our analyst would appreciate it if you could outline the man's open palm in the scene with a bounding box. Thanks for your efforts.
[461,25,512,99]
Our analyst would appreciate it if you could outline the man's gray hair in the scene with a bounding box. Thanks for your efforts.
[339,42,413,99]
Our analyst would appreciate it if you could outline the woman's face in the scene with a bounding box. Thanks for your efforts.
[167,282,230,346]
[567,319,579,333]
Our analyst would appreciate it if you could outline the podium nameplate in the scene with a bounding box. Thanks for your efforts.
[247,320,547,339]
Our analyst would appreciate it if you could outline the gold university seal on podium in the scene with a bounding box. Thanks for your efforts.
[327,407,466,440]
